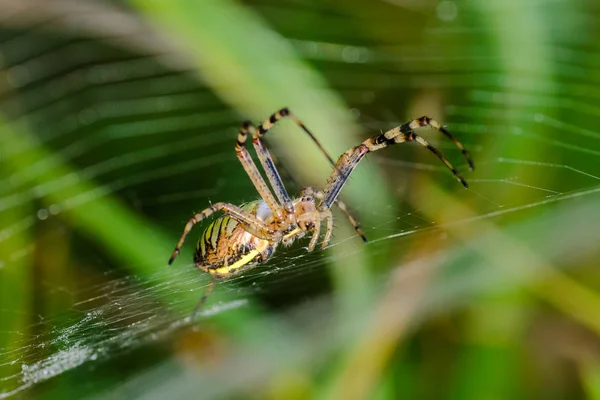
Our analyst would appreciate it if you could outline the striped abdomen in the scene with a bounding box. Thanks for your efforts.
[194,201,276,278]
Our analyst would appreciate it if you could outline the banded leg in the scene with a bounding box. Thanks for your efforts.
[321,124,470,210]
[191,276,216,319]
[168,202,277,265]
[405,130,469,187]
[252,108,337,213]
[403,116,475,171]
[365,123,470,187]
[236,121,283,219]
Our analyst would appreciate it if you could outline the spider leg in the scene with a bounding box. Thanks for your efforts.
[236,121,284,219]
[319,121,471,210]
[168,202,277,265]
[252,108,337,214]
[333,199,368,243]
[403,130,469,187]
[404,116,474,171]
[191,275,217,319]
[256,107,337,166]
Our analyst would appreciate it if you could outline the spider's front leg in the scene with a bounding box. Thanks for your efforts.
[405,116,475,171]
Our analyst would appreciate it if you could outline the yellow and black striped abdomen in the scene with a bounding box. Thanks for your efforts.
[194,205,276,278]
[197,215,233,257]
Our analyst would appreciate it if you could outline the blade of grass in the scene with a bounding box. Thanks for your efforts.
[582,360,600,400]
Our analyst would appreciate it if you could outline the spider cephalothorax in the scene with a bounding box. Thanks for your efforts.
[168,108,474,314]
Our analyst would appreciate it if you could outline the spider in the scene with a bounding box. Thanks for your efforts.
[168,107,474,314]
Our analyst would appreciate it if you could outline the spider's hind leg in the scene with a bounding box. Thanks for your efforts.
[191,275,217,319]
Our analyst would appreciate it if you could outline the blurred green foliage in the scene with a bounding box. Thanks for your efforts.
[1,0,600,399]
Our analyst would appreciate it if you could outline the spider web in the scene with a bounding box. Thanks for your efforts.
[1,1,600,398]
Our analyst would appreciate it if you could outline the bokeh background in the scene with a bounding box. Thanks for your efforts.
[1,0,600,399]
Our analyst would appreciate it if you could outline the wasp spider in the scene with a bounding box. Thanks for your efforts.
[168,108,474,314]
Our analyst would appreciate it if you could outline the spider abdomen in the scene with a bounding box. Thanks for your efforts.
[194,201,276,278]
